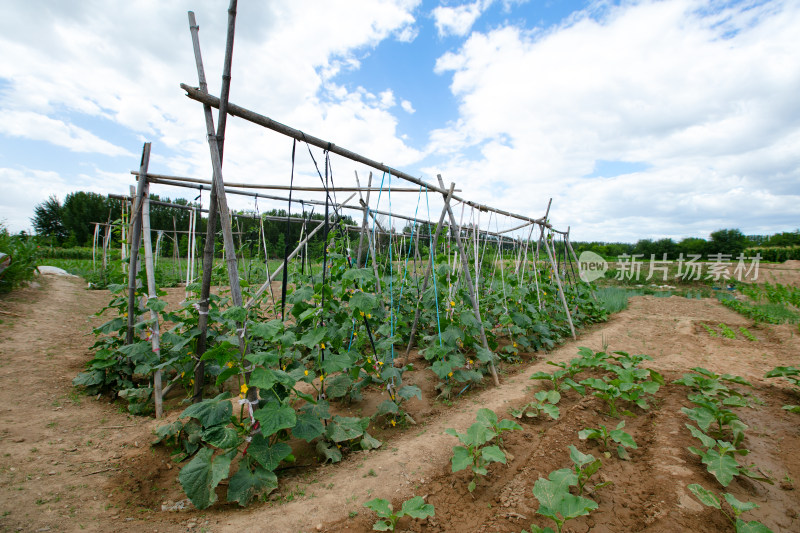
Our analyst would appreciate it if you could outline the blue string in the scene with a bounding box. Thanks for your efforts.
[399,185,423,301]
[364,171,387,268]
[425,187,443,347]
[387,169,394,369]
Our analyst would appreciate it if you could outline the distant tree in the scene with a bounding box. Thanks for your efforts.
[31,195,66,244]
[62,191,110,247]
[652,238,677,258]
[677,237,707,257]
[708,228,747,256]
[766,230,800,247]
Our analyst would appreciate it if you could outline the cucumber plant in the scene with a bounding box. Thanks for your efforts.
[688,484,773,532]
[363,496,434,531]
[765,366,800,413]
[578,420,637,459]
[510,390,561,420]
[528,466,598,533]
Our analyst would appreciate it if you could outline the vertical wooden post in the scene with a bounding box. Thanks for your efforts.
[188,4,242,402]
[542,228,576,340]
[404,184,455,363]
[533,199,552,310]
[437,176,499,387]
[126,143,151,345]
[140,181,163,418]
[355,171,372,268]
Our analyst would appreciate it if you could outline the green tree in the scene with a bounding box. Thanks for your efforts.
[62,192,111,247]
[31,195,66,244]
[708,229,747,256]
[678,237,707,257]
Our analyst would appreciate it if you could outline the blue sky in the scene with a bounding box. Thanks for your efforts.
[1,0,799,242]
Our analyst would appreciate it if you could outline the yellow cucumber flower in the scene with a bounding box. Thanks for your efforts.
[304,370,309,376]
[240,383,248,395]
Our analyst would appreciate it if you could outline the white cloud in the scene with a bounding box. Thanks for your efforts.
[4,110,134,157]
[401,100,416,114]
[0,0,426,232]
[427,0,800,240]
[432,0,494,37]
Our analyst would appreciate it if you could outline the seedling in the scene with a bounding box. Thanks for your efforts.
[688,484,773,532]
[719,323,737,339]
[686,424,771,487]
[529,467,598,533]
[578,421,637,459]
[765,366,800,413]
[568,445,610,495]
[363,496,434,531]
[475,408,522,449]
[446,422,508,492]
[739,327,757,341]
[510,390,561,420]
[702,324,719,337]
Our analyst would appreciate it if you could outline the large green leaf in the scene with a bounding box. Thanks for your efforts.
[397,385,422,401]
[226,463,278,507]
[201,426,242,450]
[253,402,296,438]
[249,367,278,391]
[350,291,376,313]
[249,319,283,341]
[451,446,472,472]
[297,328,326,349]
[688,484,721,509]
[400,495,435,519]
[475,408,498,428]
[558,493,599,520]
[724,493,758,514]
[325,374,352,399]
[363,497,392,518]
[178,448,231,510]
[325,416,365,443]
[683,406,716,432]
[701,449,740,487]
[481,445,506,464]
[321,351,352,374]
[376,399,399,416]
[316,440,342,463]
[179,392,232,427]
[463,423,494,447]
[735,519,773,533]
[292,411,325,442]
[360,432,382,450]
[247,435,292,470]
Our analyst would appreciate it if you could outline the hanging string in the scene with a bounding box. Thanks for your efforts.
[424,187,443,346]
[280,139,296,321]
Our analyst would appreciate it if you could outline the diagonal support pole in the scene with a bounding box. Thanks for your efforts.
[404,184,455,363]
[437,176,499,387]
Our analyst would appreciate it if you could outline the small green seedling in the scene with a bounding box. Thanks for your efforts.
[719,323,737,339]
[703,324,719,337]
[683,393,749,443]
[363,496,434,531]
[578,420,637,459]
[446,422,508,492]
[686,424,771,487]
[510,390,561,420]
[765,366,800,413]
[568,445,609,495]
[739,327,757,341]
[688,484,773,532]
[475,408,522,449]
[528,467,598,533]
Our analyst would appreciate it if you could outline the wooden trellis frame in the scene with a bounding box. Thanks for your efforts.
[123,3,592,416]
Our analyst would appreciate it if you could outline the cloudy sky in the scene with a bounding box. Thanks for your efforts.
[1,0,798,242]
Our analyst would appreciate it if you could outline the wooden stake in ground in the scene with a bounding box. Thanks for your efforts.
[140,180,164,418]
[542,228,576,340]
[188,4,243,401]
[126,143,151,345]
[437,176,500,387]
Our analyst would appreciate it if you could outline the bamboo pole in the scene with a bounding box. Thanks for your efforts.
[179,84,550,229]
[533,199,552,310]
[437,176,499,387]
[140,183,164,418]
[131,172,431,193]
[355,171,371,267]
[542,228,576,340]
[126,143,151,345]
[244,193,355,309]
[403,184,455,363]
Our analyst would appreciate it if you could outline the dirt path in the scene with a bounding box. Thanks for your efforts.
[1,275,799,532]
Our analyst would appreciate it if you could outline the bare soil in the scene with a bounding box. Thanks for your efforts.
[1,270,799,533]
